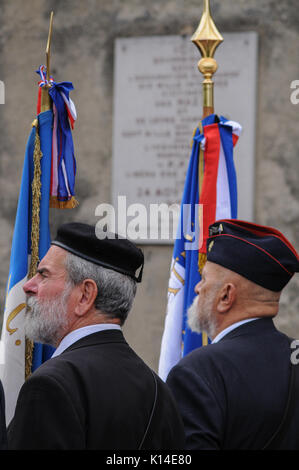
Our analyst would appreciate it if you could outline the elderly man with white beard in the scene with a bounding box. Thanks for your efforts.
[166,219,299,450]
[8,222,185,450]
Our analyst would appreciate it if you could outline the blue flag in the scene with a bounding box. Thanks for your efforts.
[158,115,241,381]
[0,110,54,423]
[0,65,77,424]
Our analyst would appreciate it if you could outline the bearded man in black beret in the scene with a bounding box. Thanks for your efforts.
[8,223,184,450]
[167,219,299,450]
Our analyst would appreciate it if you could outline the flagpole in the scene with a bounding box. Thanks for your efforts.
[191,1,223,345]
[25,11,54,379]
[41,11,54,113]
[191,0,223,118]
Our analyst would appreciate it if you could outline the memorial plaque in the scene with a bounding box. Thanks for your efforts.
[112,33,258,243]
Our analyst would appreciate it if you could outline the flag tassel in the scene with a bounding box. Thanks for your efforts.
[25,118,43,380]
[29,119,42,277]
[49,195,79,209]
[198,253,207,274]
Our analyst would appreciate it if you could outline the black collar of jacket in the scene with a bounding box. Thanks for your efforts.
[219,317,276,342]
[61,328,126,354]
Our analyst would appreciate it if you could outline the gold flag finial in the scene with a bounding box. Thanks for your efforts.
[191,0,223,117]
[40,11,54,112]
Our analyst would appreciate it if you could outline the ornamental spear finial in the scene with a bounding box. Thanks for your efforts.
[191,0,223,117]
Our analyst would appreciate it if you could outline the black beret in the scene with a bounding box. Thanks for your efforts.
[51,222,144,282]
[206,219,299,292]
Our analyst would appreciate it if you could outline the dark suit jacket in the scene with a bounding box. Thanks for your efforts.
[167,318,299,450]
[8,330,184,450]
[0,380,7,450]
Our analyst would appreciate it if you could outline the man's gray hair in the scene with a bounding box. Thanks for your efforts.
[65,252,137,325]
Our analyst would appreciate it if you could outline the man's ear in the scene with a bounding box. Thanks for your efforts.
[74,279,98,317]
[216,283,236,314]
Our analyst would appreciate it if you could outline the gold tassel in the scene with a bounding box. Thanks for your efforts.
[198,253,207,274]
[25,119,43,380]
[202,332,208,346]
[25,339,34,381]
[29,119,42,277]
[49,196,79,209]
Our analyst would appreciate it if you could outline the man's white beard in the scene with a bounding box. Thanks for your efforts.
[187,293,217,340]
[24,285,72,347]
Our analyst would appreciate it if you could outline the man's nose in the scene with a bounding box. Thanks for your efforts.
[23,276,38,295]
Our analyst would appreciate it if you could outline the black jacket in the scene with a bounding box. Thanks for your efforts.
[0,380,7,449]
[167,318,299,450]
[8,329,185,450]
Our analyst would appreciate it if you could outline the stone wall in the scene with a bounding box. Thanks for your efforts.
[0,0,298,371]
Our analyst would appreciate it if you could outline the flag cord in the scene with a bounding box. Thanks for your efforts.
[25,118,43,380]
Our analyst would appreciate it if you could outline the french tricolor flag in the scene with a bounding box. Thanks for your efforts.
[198,116,241,256]
[158,115,242,381]
[36,65,78,209]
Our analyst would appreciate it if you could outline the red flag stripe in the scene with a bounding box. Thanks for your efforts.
[199,123,221,254]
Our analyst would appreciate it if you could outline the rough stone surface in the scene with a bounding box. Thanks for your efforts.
[0,0,298,370]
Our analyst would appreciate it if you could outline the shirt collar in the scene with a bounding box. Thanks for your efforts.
[211,318,261,344]
[51,324,122,358]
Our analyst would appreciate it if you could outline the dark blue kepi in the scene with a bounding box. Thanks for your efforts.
[207,219,299,292]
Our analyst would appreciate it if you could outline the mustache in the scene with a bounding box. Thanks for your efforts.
[187,295,199,331]
[25,295,37,314]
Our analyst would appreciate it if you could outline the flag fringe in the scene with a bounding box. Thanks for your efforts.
[49,196,79,209]
[29,119,42,277]
[198,253,207,274]
[25,118,43,380]
[25,339,34,381]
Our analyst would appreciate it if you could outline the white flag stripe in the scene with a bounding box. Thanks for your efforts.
[216,139,231,220]
[51,104,59,197]
[158,261,185,381]
[61,160,71,198]
[221,119,242,137]
[0,276,27,424]
[60,91,77,121]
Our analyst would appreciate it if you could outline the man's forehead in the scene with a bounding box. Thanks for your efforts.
[204,261,244,283]
[203,261,226,276]
[38,245,67,270]
[203,261,216,273]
